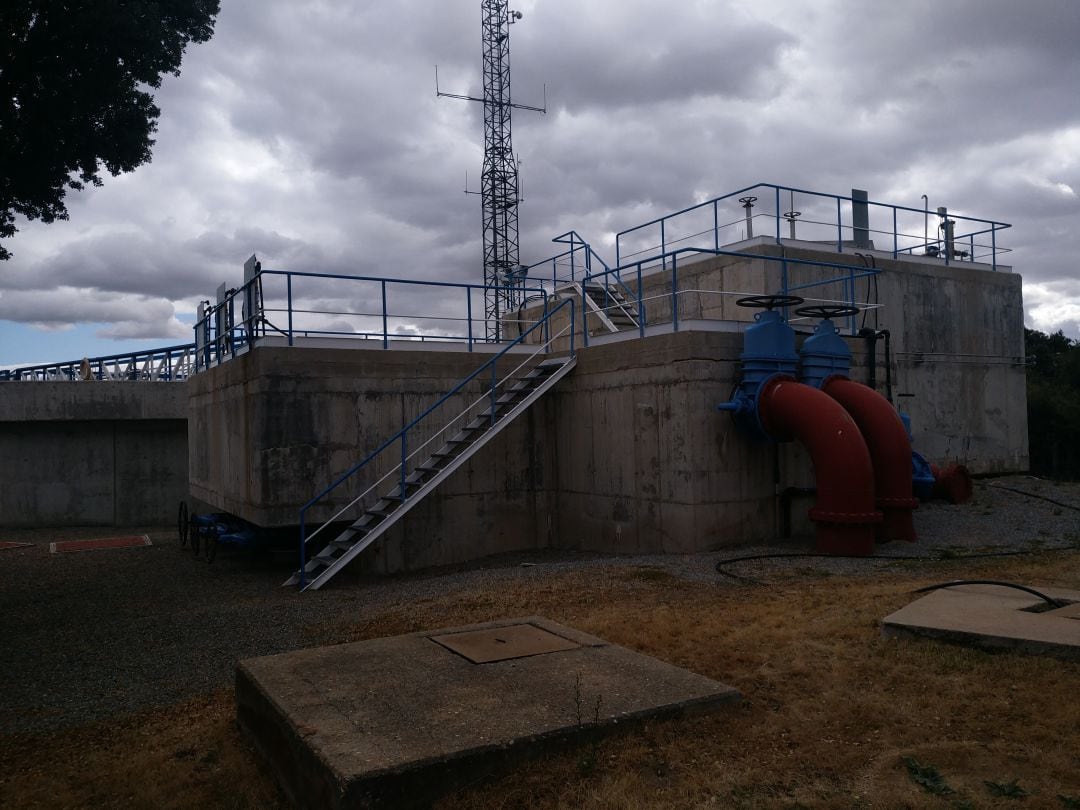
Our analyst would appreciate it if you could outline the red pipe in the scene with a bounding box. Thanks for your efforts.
[822,377,919,543]
[930,463,973,504]
[758,377,881,555]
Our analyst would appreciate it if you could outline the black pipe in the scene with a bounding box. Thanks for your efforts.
[912,580,1068,608]
[713,548,1073,586]
[880,329,893,403]
[858,327,877,390]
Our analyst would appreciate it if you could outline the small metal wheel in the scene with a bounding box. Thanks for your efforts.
[793,304,860,320]
[177,501,189,547]
[204,531,218,564]
[735,294,805,310]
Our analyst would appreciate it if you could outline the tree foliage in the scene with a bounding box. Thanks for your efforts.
[0,0,221,259]
[1025,327,1080,479]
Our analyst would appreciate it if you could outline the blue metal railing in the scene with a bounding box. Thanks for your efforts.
[523,230,645,326]
[524,230,612,286]
[580,246,882,345]
[615,183,1011,272]
[193,269,551,372]
[296,296,575,586]
[0,343,197,382]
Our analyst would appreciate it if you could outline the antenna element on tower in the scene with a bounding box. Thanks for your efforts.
[437,1,545,340]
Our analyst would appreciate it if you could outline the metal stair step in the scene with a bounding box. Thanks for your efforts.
[287,353,577,591]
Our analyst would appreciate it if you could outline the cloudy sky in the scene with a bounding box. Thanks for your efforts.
[2,0,1079,366]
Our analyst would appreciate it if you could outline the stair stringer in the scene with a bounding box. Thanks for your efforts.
[571,282,639,333]
[289,356,576,590]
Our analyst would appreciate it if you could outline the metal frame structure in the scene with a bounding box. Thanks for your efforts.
[438,1,544,341]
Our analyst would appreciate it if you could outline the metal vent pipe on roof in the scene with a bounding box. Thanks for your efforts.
[851,189,871,248]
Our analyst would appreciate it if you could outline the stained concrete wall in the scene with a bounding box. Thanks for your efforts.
[532,243,1029,474]
[187,241,1028,573]
[0,382,188,527]
[187,347,554,571]
[186,332,874,572]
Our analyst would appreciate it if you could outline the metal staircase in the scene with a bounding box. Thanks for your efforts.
[286,298,576,591]
[579,281,640,333]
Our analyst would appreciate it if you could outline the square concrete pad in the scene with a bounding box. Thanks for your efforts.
[237,616,740,808]
[882,584,1080,660]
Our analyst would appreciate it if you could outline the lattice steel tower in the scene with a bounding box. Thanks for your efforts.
[438,1,544,340]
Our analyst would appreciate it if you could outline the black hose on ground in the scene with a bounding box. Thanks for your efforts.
[911,579,1068,608]
[985,481,1080,512]
[713,547,1072,587]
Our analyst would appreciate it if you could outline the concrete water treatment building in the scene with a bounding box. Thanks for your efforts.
[0,184,1026,588]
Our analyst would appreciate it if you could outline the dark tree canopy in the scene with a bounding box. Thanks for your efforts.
[0,1,221,259]
[1025,328,1080,480]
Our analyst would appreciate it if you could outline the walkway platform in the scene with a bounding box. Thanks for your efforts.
[236,616,740,808]
[882,583,1080,660]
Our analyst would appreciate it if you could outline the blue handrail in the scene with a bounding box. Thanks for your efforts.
[582,245,882,345]
[615,182,1011,272]
[194,268,550,372]
[0,343,197,382]
[297,296,575,585]
[524,230,646,328]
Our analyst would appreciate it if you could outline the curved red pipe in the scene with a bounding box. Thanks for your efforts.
[758,377,881,555]
[822,377,919,543]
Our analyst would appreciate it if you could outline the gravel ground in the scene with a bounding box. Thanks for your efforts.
[1,475,1077,735]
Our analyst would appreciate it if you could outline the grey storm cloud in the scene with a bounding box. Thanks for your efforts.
[2,0,1079,350]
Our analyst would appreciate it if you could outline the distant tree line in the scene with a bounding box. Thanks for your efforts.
[1025,328,1080,479]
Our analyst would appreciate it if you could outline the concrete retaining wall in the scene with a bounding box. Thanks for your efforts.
[0,382,188,527]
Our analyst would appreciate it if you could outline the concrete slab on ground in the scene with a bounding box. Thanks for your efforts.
[48,535,152,554]
[882,583,1080,660]
[237,615,740,809]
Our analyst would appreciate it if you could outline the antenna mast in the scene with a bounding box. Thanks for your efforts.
[438,1,545,341]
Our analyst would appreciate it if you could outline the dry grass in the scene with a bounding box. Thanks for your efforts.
[2,552,1079,809]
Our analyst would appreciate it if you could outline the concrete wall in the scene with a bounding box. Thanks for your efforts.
[187,332,876,572]
[547,330,776,554]
[187,347,554,571]
[531,243,1029,474]
[187,242,1028,573]
[0,382,188,527]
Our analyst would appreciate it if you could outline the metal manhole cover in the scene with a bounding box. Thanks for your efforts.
[430,623,581,664]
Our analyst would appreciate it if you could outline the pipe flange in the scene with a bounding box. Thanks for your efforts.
[807,508,884,524]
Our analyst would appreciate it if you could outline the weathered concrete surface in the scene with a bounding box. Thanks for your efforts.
[189,243,1027,571]
[236,616,740,808]
[0,380,187,421]
[188,331,810,569]
[0,382,188,527]
[662,244,1029,474]
[537,242,1028,474]
[882,584,1080,660]
[548,329,776,553]
[187,347,554,574]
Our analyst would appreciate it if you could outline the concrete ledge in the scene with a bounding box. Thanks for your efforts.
[0,380,187,421]
[237,616,740,808]
[882,584,1080,660]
